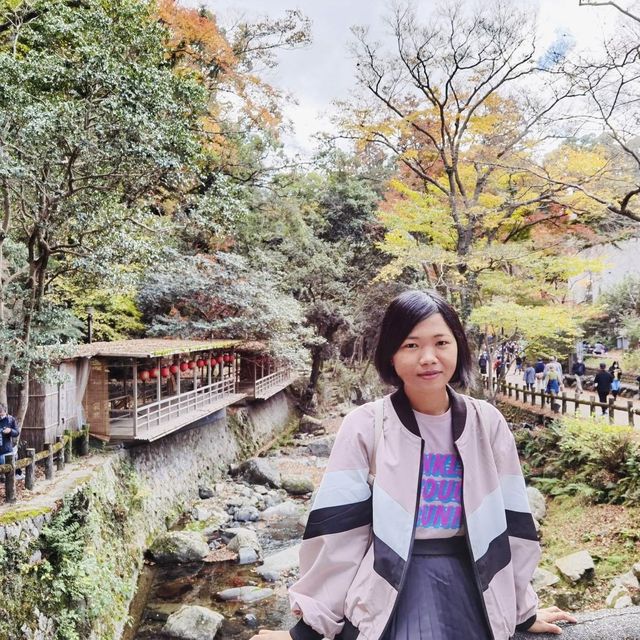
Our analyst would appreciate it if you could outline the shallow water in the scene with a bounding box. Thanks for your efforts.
[125,514,303,639]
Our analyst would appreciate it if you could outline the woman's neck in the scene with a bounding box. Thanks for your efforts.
[404,386,450,415]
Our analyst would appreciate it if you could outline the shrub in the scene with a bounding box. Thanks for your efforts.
[514,416,640,505]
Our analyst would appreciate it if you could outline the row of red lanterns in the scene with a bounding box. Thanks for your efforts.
[138,354,235,382]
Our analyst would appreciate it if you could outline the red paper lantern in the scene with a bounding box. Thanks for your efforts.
[222,354,229,363]
[217,355,224,364]
[160,366,170,378]
[180,362,188,373]
[188,360,196,370]
[149,368,159,379]
[229,355,235,363]
[169,364,179,375]
[139,370,150,381]
[209,357,217,366]
[196,358,205,368]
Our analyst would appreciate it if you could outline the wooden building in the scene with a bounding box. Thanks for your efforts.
[10,338,300,448]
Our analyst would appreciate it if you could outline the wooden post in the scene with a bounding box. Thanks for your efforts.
[531,388,536,407]
[562,392,567,415]
[515,383,520,402]
[589,395,596,418]
[80,426,90,456]
[574,390,580,414]
[176,358,181,416]
[45,443,54,480]
[64,429,72,463]
[24,449,36,491]
[522,386,527,404]
[56,436,65,471]
[551,391,558,413]
[25,448,36,490]
[133,361,139,436]
[4,454,16,503]
[608,398,615,425]
[508,383,513,398]
[628,401,635,427]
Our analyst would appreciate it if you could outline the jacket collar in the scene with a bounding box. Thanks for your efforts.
[390,385,468,441]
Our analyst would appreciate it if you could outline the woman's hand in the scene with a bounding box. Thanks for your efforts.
[248,631,292,640]
[527,606,577,634]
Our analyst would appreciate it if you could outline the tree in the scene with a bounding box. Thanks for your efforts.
[0,0,206,424]
[342,0,590,319]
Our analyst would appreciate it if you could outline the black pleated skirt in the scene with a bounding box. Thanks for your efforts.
[380,537,492,640]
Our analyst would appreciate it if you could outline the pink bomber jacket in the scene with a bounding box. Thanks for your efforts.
[288,386,540,640]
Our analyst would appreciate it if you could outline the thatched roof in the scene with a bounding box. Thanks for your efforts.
[73,338,244,359]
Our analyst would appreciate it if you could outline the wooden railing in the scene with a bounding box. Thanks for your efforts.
[254,368,292,398]
[0,427,90,504]
[492,378,640,426]
[134,377,236,436]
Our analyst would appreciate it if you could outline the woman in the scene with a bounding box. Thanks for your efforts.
[252,290,575,640]
[609,361,622,400]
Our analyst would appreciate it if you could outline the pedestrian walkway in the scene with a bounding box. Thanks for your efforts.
[503,370,640,427]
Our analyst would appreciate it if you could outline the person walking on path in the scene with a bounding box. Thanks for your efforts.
[0,403,19,465]
[478,352,488,380]
[534,357,545,392]
[609,361,623,400]
[252,290,576,640]
[572,359,586,393]
[594,363,613,416]
[523,362,536,391]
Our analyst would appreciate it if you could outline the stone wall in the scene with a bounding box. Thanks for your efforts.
[0,391,297,640]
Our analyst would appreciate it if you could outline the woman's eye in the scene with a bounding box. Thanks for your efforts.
[437,340,451,347]
[403,343,418,349]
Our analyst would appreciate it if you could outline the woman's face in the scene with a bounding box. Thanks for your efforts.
[391,313,458,395]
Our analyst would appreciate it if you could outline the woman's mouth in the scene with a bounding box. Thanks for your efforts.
[418,371,441,379]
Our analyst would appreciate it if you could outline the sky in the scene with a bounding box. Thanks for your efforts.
[186,0,627,156]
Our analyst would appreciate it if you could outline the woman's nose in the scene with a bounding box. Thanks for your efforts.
[418,348,437,364]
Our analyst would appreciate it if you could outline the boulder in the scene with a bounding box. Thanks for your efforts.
[307,437,334,457]
[149,531,209,564]
[237,547,259,565]
[612,570,640,591]
[606,585,633,609]
[526,486,546,522]
[240,458,281,488]
[299,414,325,435]
[281,475,315,495]
[226,528,262,557]
[233,505,260,522]
[217,586,275,603]
[555,550,595,583]
[163,605,224,640]
[261,500,303,520]
[633,562,640,579]
[255,543,301,581]
[531,567,559,591]
[198,485,214,499]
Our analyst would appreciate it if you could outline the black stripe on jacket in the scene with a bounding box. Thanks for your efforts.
[303,497,372,540]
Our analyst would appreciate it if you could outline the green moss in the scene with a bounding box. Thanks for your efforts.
[0,506,50,525]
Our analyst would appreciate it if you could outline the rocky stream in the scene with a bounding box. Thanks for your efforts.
[124,415,334,640]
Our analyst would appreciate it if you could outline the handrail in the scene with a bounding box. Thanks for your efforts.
[254,368,292,397]
[0,427,91,504]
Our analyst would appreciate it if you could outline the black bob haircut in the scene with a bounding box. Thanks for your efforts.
[374,289,473,389]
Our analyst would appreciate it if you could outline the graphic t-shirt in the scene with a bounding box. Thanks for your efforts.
[413,408,464,539]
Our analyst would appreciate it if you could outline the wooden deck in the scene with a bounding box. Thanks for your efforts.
[239,369,298,400]
[103,378,245,442]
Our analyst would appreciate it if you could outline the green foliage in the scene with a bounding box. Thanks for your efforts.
[515,416,640,504]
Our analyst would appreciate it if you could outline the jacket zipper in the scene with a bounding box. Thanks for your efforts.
[376,438,425,640]
[456,442,495,640]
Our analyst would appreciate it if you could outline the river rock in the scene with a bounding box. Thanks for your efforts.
[217,586,275,603]
[238,547,259,565]
[198,485,214,499]
[531,567,560,591]
[612,570,640,591]
[241,458,281,488]
[555,550,595,583]
[606,585,633,609]
[163,605,224,640]
[233,505,260,522]
[281,476,315,495]
[299,414,325,435]
[261,500,303,520]
[226,528,262,556]
[243,613,259,628]
[633,562,640,579]
[526,486,546,522]
[256,543,301,581]
[307,437,334,457]
[149,531,209,564]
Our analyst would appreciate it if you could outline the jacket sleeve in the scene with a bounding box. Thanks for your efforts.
[490,408,540,631]
[8,417,19,438]
[289,405,374,640]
